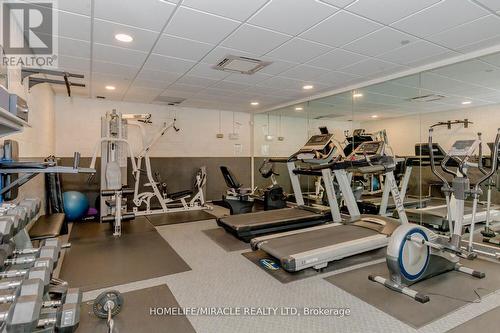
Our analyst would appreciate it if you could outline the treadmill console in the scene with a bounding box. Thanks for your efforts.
[449,140,479,157]
[295,133,337,163]
[347,141,384,161]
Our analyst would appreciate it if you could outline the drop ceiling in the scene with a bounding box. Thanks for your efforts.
[271,51,500,121]
[29,0,500,112]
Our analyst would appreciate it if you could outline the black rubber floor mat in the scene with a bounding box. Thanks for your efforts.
[60,229,191,291]
[147,210,215,226]
[242,248,385,283]
[79,284,196,333]
[325,259,500,328]
[69,217,155,243]
[202,228,250,252]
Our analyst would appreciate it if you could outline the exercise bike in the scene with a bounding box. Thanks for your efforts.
[369,128,500,303]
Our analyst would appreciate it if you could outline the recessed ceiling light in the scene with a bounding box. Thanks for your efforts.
[353,93,363,98]
[105,85,116,91]
[400,39,410,45]
[295,107,303,111]
[115,33,133,43]
[250,101,259,106]
[371,115,378,118]
[462,101,472,105]
[303,85,314,90]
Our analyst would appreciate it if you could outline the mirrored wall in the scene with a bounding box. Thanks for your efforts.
[253,50,500,219]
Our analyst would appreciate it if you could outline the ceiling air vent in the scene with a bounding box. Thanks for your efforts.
[409,94,445,102]
[153,96,186,106]
[212,55,271,75]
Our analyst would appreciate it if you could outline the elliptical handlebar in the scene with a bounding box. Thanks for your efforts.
[428,128,451,190]
[476,129,500,187]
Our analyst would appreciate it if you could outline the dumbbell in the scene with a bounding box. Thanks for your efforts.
[37,302,80,332]
[0,215,22,238]
[0,266,51,292]
[14,238,70,258]
[0,278,81,309]
[0,218,14,244]
[19,198,41,216]
[0,294,42,332]
[5,206,29,231]
[0,244,60,269]
[93,290,124,333]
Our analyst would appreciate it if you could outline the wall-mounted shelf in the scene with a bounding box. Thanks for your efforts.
[0,106,29,138]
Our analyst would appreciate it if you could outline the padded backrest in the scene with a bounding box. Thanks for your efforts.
[220,166,241,189]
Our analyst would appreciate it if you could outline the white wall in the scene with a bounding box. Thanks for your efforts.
[361,104,500,155]
[253,113,360,157]
[55,96,252,158]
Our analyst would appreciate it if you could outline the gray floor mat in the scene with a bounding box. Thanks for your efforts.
[243,248,385,283]
[78,284,196,333]
[147,210,215,226]
[202,228,250,252]
[60,226,191,291]
[325,259,500,328]
[446,305,500,333]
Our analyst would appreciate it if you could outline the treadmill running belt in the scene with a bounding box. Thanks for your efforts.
[259,225,379,260]
[217,207,327,232]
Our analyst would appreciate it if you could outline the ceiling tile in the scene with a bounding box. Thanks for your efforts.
[456,35,500,53]
[201,46,258,64]
[378,40,451,66]
[153,35,214,62]
[475,0,500,11]
[57,55,90,72]
[319,0,356,8]
[223,72,273,84]
[346,0,441,25]
[315,70,361,85]
[167,83,205,94]
[182,0,267,21]
[58,11,91,41]
[165,7,240,44]
[480,53,500,67]
[161,89,197,98]
[343,27,418,57]
[93,19,159,52]
[222,24,291,55]
[280,65,326,81]
[249,0,338,35]
[187,62,232,79]
[58,0,92,16]
[258,57,299,75]
[306,48,369,70]
[95,0,176,32]
[136,69,184,82]
[130,79,171,90]
[143,54,196,73]
[212,81,252,91]
[58,36,91,58]
[176,75,220,87]
[92,61,140,80]
[340,58,405,76]
[93,44,148,67]
[301,11,382,47]
[266,38,332,63]
[427,15,500,51]
[392,0,489,38]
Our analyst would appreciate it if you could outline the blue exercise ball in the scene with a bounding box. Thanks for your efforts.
[63,191,89,221]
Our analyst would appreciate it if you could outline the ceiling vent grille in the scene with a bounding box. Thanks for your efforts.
[153,96,186,105]
[409,94,445,102]
[212,55,271,75]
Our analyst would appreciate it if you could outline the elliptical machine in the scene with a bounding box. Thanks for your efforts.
[369,128,500,303]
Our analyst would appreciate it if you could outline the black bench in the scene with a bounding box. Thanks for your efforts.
[28,213,66,240]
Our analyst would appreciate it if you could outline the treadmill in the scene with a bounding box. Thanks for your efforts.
[217,130,345,241]
[251,141,408,272]
[405,143,500,231]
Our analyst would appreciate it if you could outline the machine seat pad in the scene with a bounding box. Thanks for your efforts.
[168,189,193,200]
[29,213,65,240]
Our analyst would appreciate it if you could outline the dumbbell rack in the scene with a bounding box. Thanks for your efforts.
[0,198,81,332]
